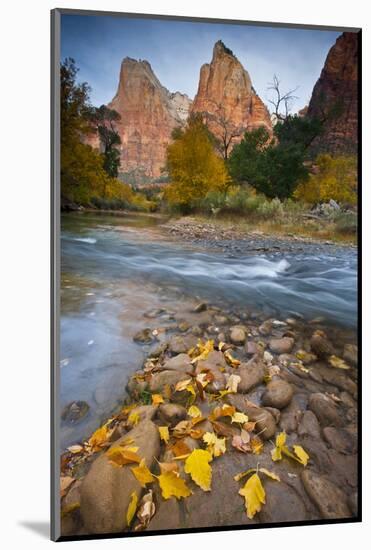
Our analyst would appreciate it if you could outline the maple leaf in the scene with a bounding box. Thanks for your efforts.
[188,405,202,418]
[239,473,266,519]
[106,445,141,467]
[157,471,192,500]
[130,459,155,487]
[152,394,164,405]
[226,374,241,393]
[158,426,170,444]
[126,491,138,526]
[184,449,213,491]
[203,432,226,457]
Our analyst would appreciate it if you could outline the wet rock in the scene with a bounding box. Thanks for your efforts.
[297,411,321,439]
[323,427,356,454]
[229,326,246,345]
[61,401,90,423]
[227,394,276,440]
[168,335,197,355]
[149,370,189,394]
[178,321,191,332]
[62,479,82,511]
[214,315,229,325]
[245,341,259,355]
[162,353,193,373]
[259,320,273,336]
[308,393,343,427]
[340,391,356,409]
[133,328,155,344]
[318,367,357,397]
[310,330,335,358]
[261,380,293,409]
[258,479,307,523]
[269,337,295,354]
[327,449,357,488]
[196,350,227,392]
[157,403,187,427]
[237,360,265,393]
[193,302,207,313]
[191,326,203,336]
[348,492,358,516]
[279,397,303,433]
[301,470,352,519]
[148,342,168,359]
[127,371,148,399]
[130,405,157,423]
[343,344,358,366]
[80,420,160,533]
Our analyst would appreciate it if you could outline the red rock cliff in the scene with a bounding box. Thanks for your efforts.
[307,32,359,155]
[108,58,191,178]
[192,40,272,150]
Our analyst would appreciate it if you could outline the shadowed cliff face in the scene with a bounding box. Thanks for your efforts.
[307,32,358,155]
[192,41,273,146]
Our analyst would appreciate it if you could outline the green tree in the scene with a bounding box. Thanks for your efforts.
[90,105,122,178]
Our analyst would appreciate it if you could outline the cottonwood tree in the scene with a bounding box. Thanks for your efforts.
[201,102,245,160]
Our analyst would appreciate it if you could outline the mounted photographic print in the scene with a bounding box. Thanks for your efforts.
[51,8,361,541]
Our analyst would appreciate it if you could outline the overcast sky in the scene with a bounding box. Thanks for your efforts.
[61,14,342,114]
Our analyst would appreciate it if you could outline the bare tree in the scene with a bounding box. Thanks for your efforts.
[267,74,299,121]
[202,102,245,160]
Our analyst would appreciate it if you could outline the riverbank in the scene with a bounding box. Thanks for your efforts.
[163,215,358,251]
[60,298,358,536]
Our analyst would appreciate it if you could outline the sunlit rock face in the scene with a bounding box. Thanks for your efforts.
[307,32,358,155]
[191,40,272,147]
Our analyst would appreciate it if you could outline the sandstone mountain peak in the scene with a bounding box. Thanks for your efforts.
[213,40,236,59]
[307,31,358,155]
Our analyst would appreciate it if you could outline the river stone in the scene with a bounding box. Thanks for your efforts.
[133,328,155,344]
[258,479,307,523]
[310,331,335,358]
[226,394,277,440]
[340,391,356,409]
[149,370,189,394]
[238,361,265,393]
[308,393,343,427]
[279,397,303,433]
[343,344,358,366]
[129,405,157,423]
[162,353,192,373]
[323,427,356,455]
[80,420,160,534]
[317,367,357,397]
[229,326,246,345]
[168,335,197,355]
[196,351,227,392]
[297,410,321,439]
[261,380,293,409]
[61,401,90,423]
[245,341,259,356]
[301,470,351,519]
[193,302,207,313]
[157,403,187,427]
[269,337,295,354]
[62,479,82,511]
[126,371,148,399]
[259,320,273,336]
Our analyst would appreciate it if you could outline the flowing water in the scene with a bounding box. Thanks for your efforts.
[60,212,357,449]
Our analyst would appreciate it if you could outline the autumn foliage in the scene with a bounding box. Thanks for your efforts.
[165,115,229,210]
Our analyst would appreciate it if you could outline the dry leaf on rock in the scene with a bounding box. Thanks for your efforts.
[224,351,240,368]
[135,490,156,531]
[131,459,155,487]
[226,374,241,393]
[158,426,170,444]
[239,473,265,519]
[126,491,138,527]
[231,412,249,424]
[188,405,202,418]
[152,394,164,405]
[203,432,226,457]
[329,355,350,370]
[106,445,141,467]
[184,449,213,491]
[157,470,192,500]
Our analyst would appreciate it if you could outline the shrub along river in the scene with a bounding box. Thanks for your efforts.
[60,212,357,449]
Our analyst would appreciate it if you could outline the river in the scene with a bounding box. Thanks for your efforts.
[60,212,357,449]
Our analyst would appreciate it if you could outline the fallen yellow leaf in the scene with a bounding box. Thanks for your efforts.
[329,355,350,370]
[106,445,141,467]
[226,374,241,393]
[126,491,138,526]
[157,471,192,500]
[128,412,140,426]
[158,426,170,444]
[184,449,212,491]
[152,394,164,405]
[174,378,192,392]
[131,459,155,487]
[203,432,226,457]
[231,412,249,424]
[224,351,241,368]
[259,468,281,481]
[239,473,265,519]
[191,340,214,363]
[271,431,287,461]
[88,425,111,452]
[292,445,309,466]
[188,405,202,418]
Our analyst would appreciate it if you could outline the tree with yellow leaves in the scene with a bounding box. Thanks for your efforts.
[165,114,229,211]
